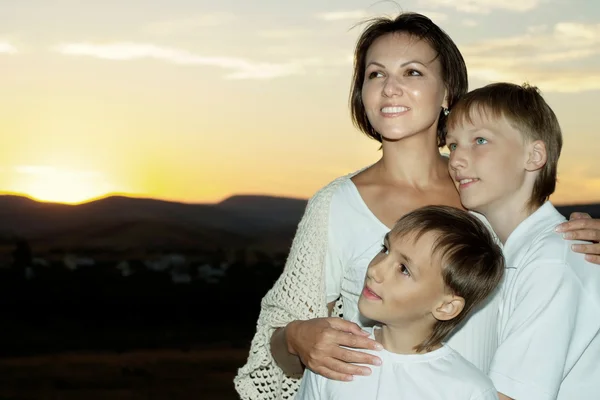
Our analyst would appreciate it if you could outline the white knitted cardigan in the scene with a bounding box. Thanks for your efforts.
[234,172,353,399]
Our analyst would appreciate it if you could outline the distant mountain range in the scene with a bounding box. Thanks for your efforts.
[0,194,597,255]
[0,195,306,254]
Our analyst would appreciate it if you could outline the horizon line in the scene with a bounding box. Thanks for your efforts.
[0,190,598,208]
[0,190,308,206]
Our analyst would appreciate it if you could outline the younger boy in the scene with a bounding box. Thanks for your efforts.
[446,82,600,399]
[296,205,505,400]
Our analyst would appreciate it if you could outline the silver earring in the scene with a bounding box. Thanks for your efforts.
[443,107,450,116]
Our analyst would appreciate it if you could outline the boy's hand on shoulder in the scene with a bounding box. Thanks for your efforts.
[556,212,600,264]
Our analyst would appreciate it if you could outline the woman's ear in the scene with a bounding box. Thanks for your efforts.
[442,88,449,110]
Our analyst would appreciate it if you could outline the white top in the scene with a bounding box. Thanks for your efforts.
[236,173,357,399]
[489,202,600,400]
[296,329,498,400]
[325,179,502,373]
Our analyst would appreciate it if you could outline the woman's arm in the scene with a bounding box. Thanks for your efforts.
[556,213,600,264]
[234,177,381,399]
[270,324,304,377]
[271,315,382,381]
[268,301,338,377]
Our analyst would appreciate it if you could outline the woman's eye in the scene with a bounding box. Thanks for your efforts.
[368,71,384,79]
[407,69,422,76]
[475,137,488,145]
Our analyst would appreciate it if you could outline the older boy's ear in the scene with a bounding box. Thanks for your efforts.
[525,140,547,172]
[433,296,465,321]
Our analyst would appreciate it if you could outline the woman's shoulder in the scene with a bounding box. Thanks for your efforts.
[308,167,368,206]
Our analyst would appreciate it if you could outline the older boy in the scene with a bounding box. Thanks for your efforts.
[447,82,600,400]
[296,205,505,399]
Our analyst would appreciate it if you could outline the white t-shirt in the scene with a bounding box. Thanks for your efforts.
[325,179,501,373]
[489,202,600,400]
[296,329,498,400]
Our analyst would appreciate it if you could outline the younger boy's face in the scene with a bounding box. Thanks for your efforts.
[358,230,447,326]
[446,110,530,214]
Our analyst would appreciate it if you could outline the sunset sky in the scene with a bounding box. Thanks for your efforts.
[0,0,599,205]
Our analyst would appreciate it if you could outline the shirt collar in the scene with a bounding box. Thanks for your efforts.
[502,201,565,268]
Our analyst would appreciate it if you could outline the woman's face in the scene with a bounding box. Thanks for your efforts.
[361,32,448,142]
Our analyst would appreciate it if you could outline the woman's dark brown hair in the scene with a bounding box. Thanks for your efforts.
[350,12,468,147]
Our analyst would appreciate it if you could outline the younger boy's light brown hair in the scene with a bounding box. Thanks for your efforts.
[391,206,505,352]
[446,82,563,208]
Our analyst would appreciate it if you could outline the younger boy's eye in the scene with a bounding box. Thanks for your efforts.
[475,137,488,145]
[380,244,389,254]
[399,264,411,276]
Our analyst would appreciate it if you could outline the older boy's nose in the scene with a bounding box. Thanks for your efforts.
[449,148,467,171]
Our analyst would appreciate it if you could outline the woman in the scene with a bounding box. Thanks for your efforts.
[235,12,600,400]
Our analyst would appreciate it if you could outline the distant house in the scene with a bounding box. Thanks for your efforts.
[63,254,95,271]
[144,254,186,272]
[116,260,134,277]
[169,254,191,284]
[198,263,227,284]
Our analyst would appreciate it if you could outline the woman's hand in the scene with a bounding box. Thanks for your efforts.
[556,212,600,264]
[285,317,382,382]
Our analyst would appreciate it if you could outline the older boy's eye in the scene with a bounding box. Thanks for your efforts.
[475,137,488,145]
[447,143,457,151]
[399,264,410,276]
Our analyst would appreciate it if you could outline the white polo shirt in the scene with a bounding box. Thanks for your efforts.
[296,329,498,400]
[489,202,600,400]
[325,179,501,373]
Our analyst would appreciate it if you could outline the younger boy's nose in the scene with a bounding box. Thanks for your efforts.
[367,260,385,283]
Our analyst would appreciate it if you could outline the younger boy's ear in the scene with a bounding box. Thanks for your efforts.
[525,140,547,172]
[433,295,465,321]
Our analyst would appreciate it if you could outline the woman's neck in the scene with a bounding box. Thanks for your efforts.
[378,132,449,188]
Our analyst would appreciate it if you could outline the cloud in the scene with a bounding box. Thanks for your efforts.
[315,9,448,25]
[257,29,315,39]
[0,42,17,54]
[315,10,370,22]
[14,165,102,178]
[143,13,236,36]
[413,11,449,22]
[417,0,542,14]
[53,42,332,80]
[462,22,600,92]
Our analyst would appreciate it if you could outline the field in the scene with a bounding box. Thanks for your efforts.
[0,346,245,400]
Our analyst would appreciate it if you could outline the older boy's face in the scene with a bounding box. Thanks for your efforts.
[446,111,530,214]
[358,230,447,326]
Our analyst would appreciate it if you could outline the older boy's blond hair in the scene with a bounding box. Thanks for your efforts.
[447,82,563,208]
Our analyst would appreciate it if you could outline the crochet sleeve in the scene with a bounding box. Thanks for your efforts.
[234,181,338,400]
